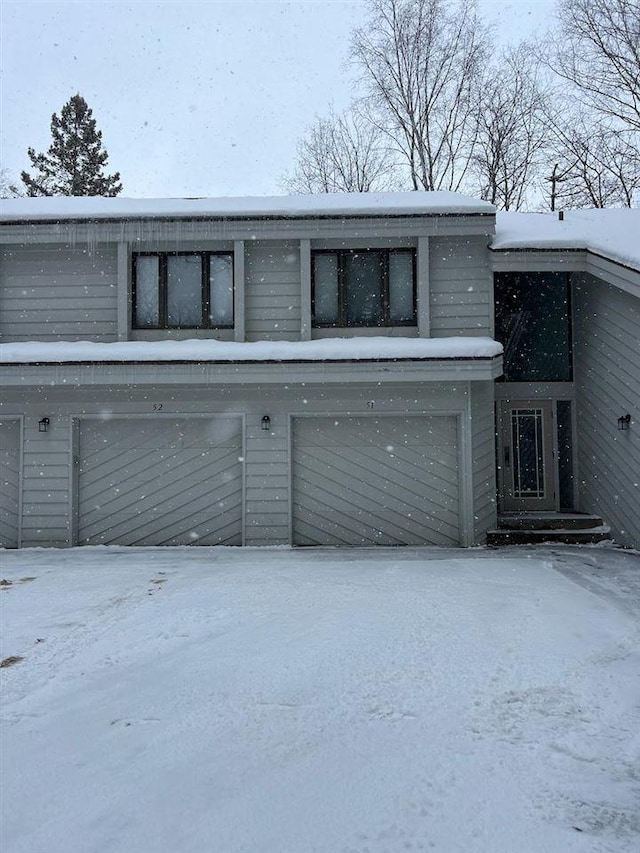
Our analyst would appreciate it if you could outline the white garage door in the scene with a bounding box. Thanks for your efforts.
[292,416,459,546]
[77,417,243,546]
[0,419,21,548]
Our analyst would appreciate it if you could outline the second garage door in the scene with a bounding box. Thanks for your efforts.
[292,416,459,546]
[77,417,243,546]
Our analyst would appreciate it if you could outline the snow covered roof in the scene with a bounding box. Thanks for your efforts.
[0,192,495,222]
[0,337,503,365]
[493,209,640,271]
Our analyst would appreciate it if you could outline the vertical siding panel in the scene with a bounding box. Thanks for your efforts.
[0,245,118,342]
[116,242,129,340]
[417,236,430,336]
[234,240,246,342]
[573,273,640,547]
[300,239,311,341]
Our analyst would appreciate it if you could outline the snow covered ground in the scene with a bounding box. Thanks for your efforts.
[1,545,639,853]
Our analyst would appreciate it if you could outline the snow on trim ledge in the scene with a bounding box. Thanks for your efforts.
[1,337,503,365]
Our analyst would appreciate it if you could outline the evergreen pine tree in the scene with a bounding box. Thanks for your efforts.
[21,94,123,196]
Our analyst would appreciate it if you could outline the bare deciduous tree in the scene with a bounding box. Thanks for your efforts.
[551,0,640,133]
[0,167,22,198]
[281,108,395,194]
[351,0,490,191]
[543,114,640,208]
[471,46,549,209]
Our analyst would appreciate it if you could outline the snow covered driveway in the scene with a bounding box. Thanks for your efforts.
[1,546,639,853]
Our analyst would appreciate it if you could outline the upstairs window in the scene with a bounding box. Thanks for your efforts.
[312,249,416,327]
[133,251,234,329]
[494,272,572,381]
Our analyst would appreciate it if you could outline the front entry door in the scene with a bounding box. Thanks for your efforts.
[498,400,556,511]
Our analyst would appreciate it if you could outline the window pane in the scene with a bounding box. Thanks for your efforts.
[494,272,571,381]
[209,254,233,326]
[389,251,414,323]
[313,254,339,324]
[167,255,202,327]
[512,408,545,498]
[134,256,159,327]
[557,400,574,509]
[345,252,382,326]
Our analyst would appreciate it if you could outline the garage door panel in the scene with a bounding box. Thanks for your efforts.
[81,471,243,539]
[293,416,460,546]
[80,445,240,506]
[0,420,20,548]
[78,417,242,546]
[84,487,243,547]
[295,482,459,543]
[298,416,457,447]
[297,443,458,512]
[298,444,459,507]
[296,457,457,524]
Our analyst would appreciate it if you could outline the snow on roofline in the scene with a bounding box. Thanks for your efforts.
[0,337,503,365]
[493,209,640,272]
[0,191,495,222]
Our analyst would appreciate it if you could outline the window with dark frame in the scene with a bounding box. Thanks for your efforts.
[133,251,234,329]
[494,271,572,382]
[312,249,416,328]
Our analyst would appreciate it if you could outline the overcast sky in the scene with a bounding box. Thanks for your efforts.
[1,0,556,198]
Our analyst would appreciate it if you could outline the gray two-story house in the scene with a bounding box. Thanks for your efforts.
[1,193,638,549]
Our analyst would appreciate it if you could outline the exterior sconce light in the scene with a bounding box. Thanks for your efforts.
[38,417,50,433]
[261,415,271,432]
[618,413,631,431]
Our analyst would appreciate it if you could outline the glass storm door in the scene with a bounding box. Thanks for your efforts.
[498,401,556,511]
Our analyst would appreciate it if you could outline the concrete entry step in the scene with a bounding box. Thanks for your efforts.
[487,527,612,546]
[497,512,606,531]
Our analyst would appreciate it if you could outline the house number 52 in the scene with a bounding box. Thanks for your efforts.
[153,403,164,411]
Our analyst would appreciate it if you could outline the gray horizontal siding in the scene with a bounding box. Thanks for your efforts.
[0,418,21,547]
[470,382,497,543]
[0,245,118,342]
[245,241,301,341]
[573,273,640,547]
[244,415,290,545]
[5,382,486,547]
[20,416,71,545]
[429,236,493,337]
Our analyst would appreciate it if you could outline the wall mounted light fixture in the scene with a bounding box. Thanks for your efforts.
[618,413,631,431]
[261,415,271,432]
[38,417,50,433]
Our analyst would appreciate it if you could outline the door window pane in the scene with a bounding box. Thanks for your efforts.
[557,400,574,509]
[345,252,382,326]
[209,254,233,326]
[512,408,545,498]
[313,254,339,324]
[389,251,414,323]
[135,256,160,327]
[167,255,202,327]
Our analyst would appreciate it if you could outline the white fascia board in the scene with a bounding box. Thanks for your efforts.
[0,357,503,388]
[0,214,496,246]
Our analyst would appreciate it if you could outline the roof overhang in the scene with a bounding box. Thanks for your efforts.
[0,356,503,389]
